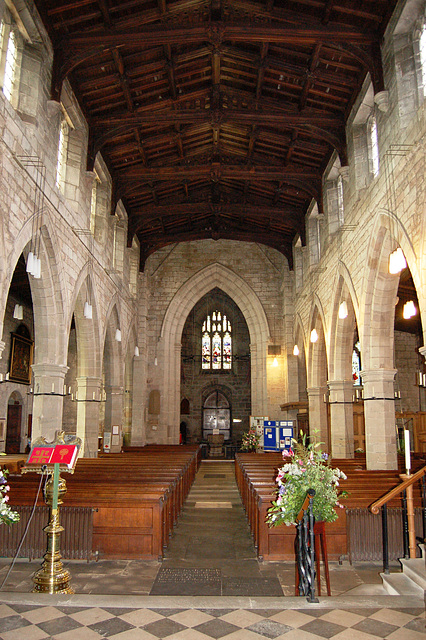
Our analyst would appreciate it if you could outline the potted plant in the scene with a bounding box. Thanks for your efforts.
[267,432,347,526]
[0,468,20,526]
[240,428,260,452]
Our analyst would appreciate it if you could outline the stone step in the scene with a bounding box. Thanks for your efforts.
[401,558,426,590]
[381,572,424,596]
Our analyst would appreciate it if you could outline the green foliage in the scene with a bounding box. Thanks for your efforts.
[0,467,20,526]
[240,428,260,452]
[267,431,348,527]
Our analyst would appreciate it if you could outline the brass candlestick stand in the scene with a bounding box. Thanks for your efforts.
[32,466,73,594]
[23,433,81,594]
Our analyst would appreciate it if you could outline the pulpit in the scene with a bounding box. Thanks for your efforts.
[207,433,224,458]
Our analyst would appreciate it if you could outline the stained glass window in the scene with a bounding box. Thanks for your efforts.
[352,340,361,386]
[201,310,232,370]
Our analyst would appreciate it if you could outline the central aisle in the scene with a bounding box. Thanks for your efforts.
[151,459,284,596]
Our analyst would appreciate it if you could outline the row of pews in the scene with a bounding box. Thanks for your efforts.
[235,452,425,562]
[5,445,201,560]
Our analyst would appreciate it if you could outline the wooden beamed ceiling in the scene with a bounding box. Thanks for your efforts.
[34,0,397,269]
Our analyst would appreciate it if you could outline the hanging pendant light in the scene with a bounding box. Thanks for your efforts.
[83,302,93,319]
[389,247,406,274]
[272,357,278,367]
[13,304,23,320]
[310,328,318,343]
[115,329,122,342]
[134,346,139,357]
[293,344,299,356]
[338,301,348,319]
[403,300,416,319]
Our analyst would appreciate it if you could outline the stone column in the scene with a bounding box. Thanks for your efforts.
[104,384,123,452]
[130,352,146,446]
[31,363,69,442]
[328,380,355,458]
[76,376,101,457]
[306,386,329,449]
[361,368,397,470]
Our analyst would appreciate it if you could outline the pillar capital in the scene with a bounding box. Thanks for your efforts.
[360,368,397,385]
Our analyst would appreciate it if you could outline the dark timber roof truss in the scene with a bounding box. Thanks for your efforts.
[34,0,397,269]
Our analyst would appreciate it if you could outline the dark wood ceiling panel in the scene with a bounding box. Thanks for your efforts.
[33,0,397,267]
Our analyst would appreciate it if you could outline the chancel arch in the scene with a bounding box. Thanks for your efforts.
[159,263,270,443]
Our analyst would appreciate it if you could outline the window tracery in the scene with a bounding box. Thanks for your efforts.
[202,310,232,370]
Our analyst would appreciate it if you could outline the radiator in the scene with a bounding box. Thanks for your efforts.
[0,506,96,561]
[347,508,423,562]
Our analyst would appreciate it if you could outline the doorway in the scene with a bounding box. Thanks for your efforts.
[6,399,22,453]
[203,390,231,440]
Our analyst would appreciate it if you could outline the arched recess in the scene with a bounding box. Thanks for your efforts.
[359,210,417,469]
[3,219,67,442]
[101,303,123,452]
[6,391,24,454]
[159,263,270,442]
[63,272,101,456]
[307,305,329,448]
[328,270,360,457]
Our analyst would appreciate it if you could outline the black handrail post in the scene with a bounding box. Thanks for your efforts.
[382,504,389,574]
[401,489,409,559]
[307,491,318,603]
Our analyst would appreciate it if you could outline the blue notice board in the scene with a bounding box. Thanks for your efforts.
[263,425,277,451]
[263,421,293,452]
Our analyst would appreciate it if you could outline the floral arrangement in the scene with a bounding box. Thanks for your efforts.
[240,428,260,452]
[0,468,20,526]
[267,432,347,526]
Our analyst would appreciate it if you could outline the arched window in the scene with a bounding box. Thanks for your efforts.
[369,114,380,177]
[352,340,361,386]
[420,22,426,96]
[202,310,232,370]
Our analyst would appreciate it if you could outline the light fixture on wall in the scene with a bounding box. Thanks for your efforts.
[272,357,278,367]
[310,328,318,343]
[134,346,139,357]
[115,329,122,342]
[83,301,93,319]
[293,344,299,356]
[338,301,348,319]
[13,304,23,320]
[388,247,406,274]
[403,300,416,319]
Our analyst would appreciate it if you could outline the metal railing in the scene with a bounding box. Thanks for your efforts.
[295,488,318,603]
[370,465,426,574]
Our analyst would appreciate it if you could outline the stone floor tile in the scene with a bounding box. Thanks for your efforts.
[219,610,263,627]
[37,615,84,636]
[386,629,426,640]
[142,617,187,638]
[404,618,426,633]
[0,605,17,619]
[69,606,121,625]
[119,608,165,626]
[368,609,417,627]
[168,609,214,627]
[246,619,293,638]
[51,628,104,640]
[269,610,316,627]
[272,630,327,640]
[318,610,365,627]
[20,605,66,624]
[331,630,385,640]
[193,618,241,638]
[0,625,50,640]
[220,630,274,640]
[163,630,217,640]
[88,617,136,637]
[107,629,159,640]
[298,609,334,618]
[351,618,399,638]
[0,614,31,633]
[299,618,347,638]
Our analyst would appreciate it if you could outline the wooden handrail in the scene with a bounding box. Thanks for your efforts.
[370,465,426,514]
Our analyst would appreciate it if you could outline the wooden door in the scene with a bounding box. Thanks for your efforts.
[353,401,365,452]
[6,403,22,453]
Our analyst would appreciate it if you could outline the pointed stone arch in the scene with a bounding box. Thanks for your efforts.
[159,262,270,441]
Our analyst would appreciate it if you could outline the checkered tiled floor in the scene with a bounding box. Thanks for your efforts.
[0,599,424,640]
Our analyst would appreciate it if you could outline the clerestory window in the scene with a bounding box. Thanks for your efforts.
[202,310,232,370]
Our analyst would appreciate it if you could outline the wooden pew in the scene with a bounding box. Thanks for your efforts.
[5,445,201,560]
